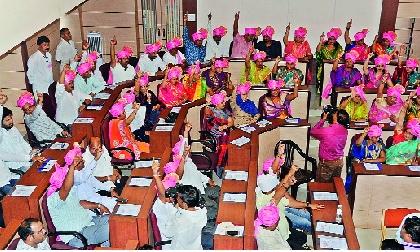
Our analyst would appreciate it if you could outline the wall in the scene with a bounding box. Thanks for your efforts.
[395,0,420,58]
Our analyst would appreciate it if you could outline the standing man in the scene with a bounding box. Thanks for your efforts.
[27,36,53,95]
[231,11,259,58]
[205,13,230,60]
[183,14,207,65]
[56,28,78,71]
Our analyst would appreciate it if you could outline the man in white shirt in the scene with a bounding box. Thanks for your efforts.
[205,13,230,60]
[137,41,166,76]
[110,36,136,85]
[16,218,51,250]
[163,37,186,66]
[55,28,78,71]
[27,36,54,95]
[74,62,105,96]
[121,90,146,133]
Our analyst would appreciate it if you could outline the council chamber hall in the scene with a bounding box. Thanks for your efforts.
[0,0,419,250]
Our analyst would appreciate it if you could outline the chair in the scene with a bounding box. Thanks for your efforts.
[42,82,57,121]
[274,140,317,198]
[6,238,19,250]
[381,208,420,241]
[99,63,110,83]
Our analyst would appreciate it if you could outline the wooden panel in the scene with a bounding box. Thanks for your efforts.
[398,2,420,17]
[0,52,24,72]
[378,0,399,36]
[83,13,135,27]
[62,12,83,44]
[0,72,26,89]
[83,0,135,12]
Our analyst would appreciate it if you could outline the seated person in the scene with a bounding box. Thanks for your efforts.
[283,25,312,60]
[137,41,166,76]
[351,125,386,163]
[0,106,45,172]
[74,62,105,96]
[56,66,92,129]
[158,66,188,108]
[232,81,260,127]
[369,83,405,124]
[182,63,206,101]
[47,146,110,247]
[344,19,370,61]
[255,26,282,59]
[339,84,368,121]
[72,50,105,84]
[405,88,420,121]
[230,12,258,58]
[364,53,393,88]
[120,89,147,139]
[17,91,70,142]
[240,49,271,84]
[259,155,284,176]
[392,57,420,90]
[108,102,150,160]
[272,55,304,89]
[386,118,420,165]
[17,218,50,250]
[205,18,230,60]
[259,79,298,119]
[372,31,398,59]
[163,37,186,66]
[182,14,207,65]
[109,37,136,85]
[396,213,420,250]
[202,58,233,96]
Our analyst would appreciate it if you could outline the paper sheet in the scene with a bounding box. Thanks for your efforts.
[39,159,57,172]
[364,163,380,171]
[129,178,152,187]
[170,107,181,113]
[230,136,250,147]
[223,193,246,203]
[256,119,272,128]
[49,142,69,150]
[408,166,420,172]
[224,170,248,181]
[86,105,103,110]
[354,122,368,127]
[313,192,338,201]
[316,221,344,235]
[74,118,94,124]
[94,93,111,99]
[11,185,37,197]
[239,126,256,134]
[116,204,141,216]
[285,118,300,124]
[214,223,244,236]
[318,235,348,250]
[155,125,174,131]
[135,160,157,168]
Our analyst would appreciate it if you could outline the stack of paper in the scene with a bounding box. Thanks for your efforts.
[11,185,37,197]
[316,221,344,235]
[39,160,57,172]
[364,163,380,171]
[230,136,250,147]
[239,125,256,134]
[224,170,248,181]
[354,122,368,127]
[94,93,111,99]
[408,166,420,172]
[256,119,272,128]
[313,192,338,201]
[170,107,181,113]
[129,177,152,187]
[50,142,69,150]
[155,125,174,131]
[157,118,174,125]
[285,118,300,124]
[116,204,141,216]
[214,222,244,236]
[318,235,348,250]
[86,105,103,110]
[74,118,94,124]
[223,193,246,203]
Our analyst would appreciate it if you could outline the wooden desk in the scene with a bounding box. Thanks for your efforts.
[0,219,21,249]
[349,163,420,230]
[308,177,360,250]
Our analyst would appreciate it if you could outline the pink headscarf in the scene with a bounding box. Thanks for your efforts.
[167,66,183,80]
[138,73,149,87]
[77,62,92,75]
[386,84,405,99]
[406,58,419,68]
[327,27,342,39]
[407,119,420,138]
[214,58,229,68]
[261,26,275,38]
[261,158,275,174]
[187,62,201,75]
[244,28,257,36]
[122,89,136,104]
[172,135,185,157]
[267,79,285,90]
[210,91,227,106]
[253,51,267,61]
[87,51,100,62]
[254,204,280,236]
[47,164,69,197]
[166,37,183,51]
[350,84,366,101]
[236,81,252,95]
[64,70,77,85]
[109,102,125,118]
[163,160,180,174]
[285,55,298,64]
[162,173,179,189]
[294,27,307,38]
[64,144,82,166]
[213,26,227,37]
[354,29,368,41]
[345,50,359,63]
[382,31,397,44]
[117,46,133,59]
[374,54,391,66]
[368,125,383,138]
[17,92,35,108]
[192,28,208,42]
[145,41,162,54]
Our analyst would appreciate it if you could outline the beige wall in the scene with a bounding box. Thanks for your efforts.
[396,0,420,58]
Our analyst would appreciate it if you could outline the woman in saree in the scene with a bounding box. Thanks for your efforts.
[158,66,188,108]
[344,19,370,61]
[232,81,260,127]
[260,79,298,119]
[240,48,271,84]
[404,87,420,121]
[369,83,405,124]
[392,57,420,90]
[181,62,207,101]
[372,31,399,59]
[283,25,312,60]
[201,58,233,96]
[386,118,420,165]
[352,125,386,163]
[339,84,368,121]
[363,53,393,88]
[108,101,150,160]
[203,91,234,178]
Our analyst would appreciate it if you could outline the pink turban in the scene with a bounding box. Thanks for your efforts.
[122,89,136,105]
[406,58,419,69]
[382,31,397,43]
[145,41,162,54]
[17,92,35,108]
[368,125,383,138]
[64,70,77,85]
[87,51,99,62]
[167,66,183,80]
[109,102,125,118]
[386,84,405,99]
[166,37,183,51]
[213,26,227,37]
[262,158,275,174]
[267,79,285,90]
[236,81,252,95]
[64,144,82,166]
[244,27,257,36]
[163,160,180,174]
[172,135,185,157]
[253,51,267,61]
[327,27,342,39]
[162,173,179,189]
[354,29,368,41]
[47,164,69,197]
[350,84,366,101]
[374,54,391,66]
[192,28,208,42]
[254,204,280,236]
[117,46,133,59]
[77,62,92,75]
[416,86,420,97]
[294,27,307,38]
[214,58,229,68]
[187,62,201,75]
[285,55,297,64]
[407,119,420,138]
[345,50,359,63]
[261,26,275,38]
[138,73,149,87]
[210,92,227,106]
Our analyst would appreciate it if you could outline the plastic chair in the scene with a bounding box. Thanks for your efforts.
[381,208,420,241]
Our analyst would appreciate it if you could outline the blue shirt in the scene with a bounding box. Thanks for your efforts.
[183,27,206,65]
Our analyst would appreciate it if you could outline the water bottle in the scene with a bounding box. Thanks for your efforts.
[336,204,343,223]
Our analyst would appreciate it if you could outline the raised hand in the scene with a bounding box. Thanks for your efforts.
[286,22,290,32]
[82,40,89,50]
[346,19,352,30]
[152,159,160,175]
[110,35,117,46]
[235,11,240,20]
[320,33,325,43]
[208,12,212,21]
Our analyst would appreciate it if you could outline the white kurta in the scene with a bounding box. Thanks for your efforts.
[0,159,13,188]
[55,83,91,125]
[124,104,146,132]
[82,147,115,190]
[136,54,166,76]
[24,105,63,142]
[162,51,185,66]
[0,126,32,170]
[180,158,210,194]
[152,198,178,249]
[205,38,230,61]
[111,63,135,85]
[27,50,53,94]
[55,38,78,70]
